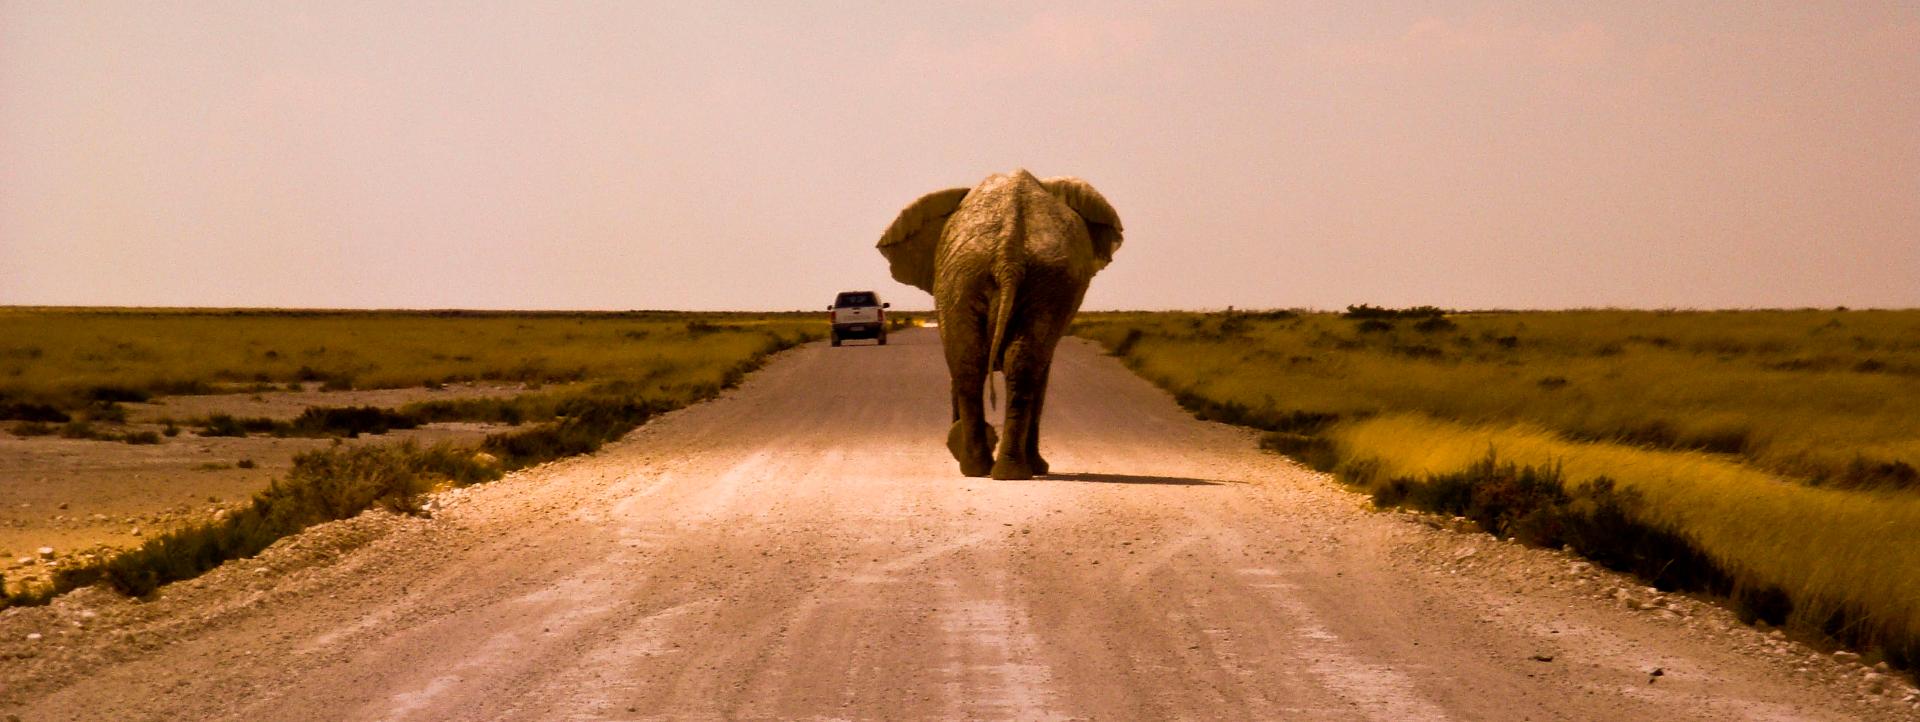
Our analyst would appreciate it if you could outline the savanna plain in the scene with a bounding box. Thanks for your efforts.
[0,308,821,602]
[1,306,1917,719]
[1073,307,1920,671]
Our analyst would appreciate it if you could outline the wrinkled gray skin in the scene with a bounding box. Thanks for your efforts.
[877,170,1123,479]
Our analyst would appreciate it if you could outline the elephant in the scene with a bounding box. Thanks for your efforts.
[876,169,1123,480]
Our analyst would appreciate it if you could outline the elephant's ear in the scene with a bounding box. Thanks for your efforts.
[877,187,968,293]
[1040,176,1124,271]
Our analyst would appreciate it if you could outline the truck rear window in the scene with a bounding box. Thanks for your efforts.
[835,293,874,307]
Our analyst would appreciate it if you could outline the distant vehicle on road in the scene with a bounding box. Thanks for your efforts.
[828,290,889,347]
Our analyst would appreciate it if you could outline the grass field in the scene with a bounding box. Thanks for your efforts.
[1,308,822,604]
[0,308,819,414]
[1073,308,1920,667]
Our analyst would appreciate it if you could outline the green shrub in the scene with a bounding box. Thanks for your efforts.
[288,406,420,437]
[404,395,554,426]
[1827,458,1920,492]
[86,385,150,403]
[1258,432,1337,471]
[482,396,667,469]
[1109,328,1145,357]
[0,402,69,422]
[59,420,102,439]
[1344,304,1448,320]
[197,414,249,437]
[11,421,55,437]
[82,402,128,423]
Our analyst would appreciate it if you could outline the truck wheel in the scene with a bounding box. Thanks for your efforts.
[878,333,887,346]
[831,334,841,347]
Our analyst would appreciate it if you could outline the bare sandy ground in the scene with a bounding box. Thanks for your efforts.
[0,424,497,564]
[3,383,522,585]
[0,329,1912,720]
[120,382,530,424]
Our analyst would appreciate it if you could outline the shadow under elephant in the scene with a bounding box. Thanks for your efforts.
[1028,472,1233,486]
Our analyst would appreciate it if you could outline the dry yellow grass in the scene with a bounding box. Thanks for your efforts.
[1333,415,1920,653]
[0,308,822,411]
[1076,309,1920,486]
[1075,308,1920,664]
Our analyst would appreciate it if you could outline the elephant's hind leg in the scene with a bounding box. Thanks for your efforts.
[942,308,996,477]
[991,337,1048,480]
[949,414,996,477]
[1024,356,1052,476]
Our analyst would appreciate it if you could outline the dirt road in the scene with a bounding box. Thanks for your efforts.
[1,329,1910,720]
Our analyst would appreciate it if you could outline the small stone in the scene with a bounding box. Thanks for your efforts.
[1834,651,1862,664]
[57,502,68,510]
[1530,654,1554,662]
[1454,547,1477,560]
[1650,667,1665,677]
[25,633,41,641]
[36,546,54,560]
[1862,672,1888,694]
[78,610,96,619]
[130,527,142,536]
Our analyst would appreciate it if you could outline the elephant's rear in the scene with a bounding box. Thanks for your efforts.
[874,169,1123,479]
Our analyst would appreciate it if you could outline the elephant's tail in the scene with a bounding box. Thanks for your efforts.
[986,282,1013,410]
[985,198,1024,409]
[987,280,1016,377]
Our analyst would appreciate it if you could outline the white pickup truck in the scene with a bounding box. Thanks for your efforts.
[828,291,889,347]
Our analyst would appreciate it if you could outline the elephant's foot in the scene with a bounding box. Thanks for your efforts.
[1031,454,1049,476]
[948,421,996,477]
[990,456,1036,481]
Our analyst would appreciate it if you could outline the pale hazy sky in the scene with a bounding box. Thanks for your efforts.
[3,2,1915,310]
